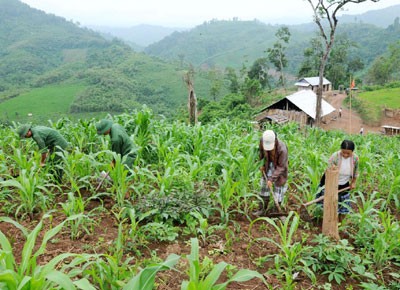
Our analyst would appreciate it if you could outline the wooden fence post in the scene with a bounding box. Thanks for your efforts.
[322,166,340,240]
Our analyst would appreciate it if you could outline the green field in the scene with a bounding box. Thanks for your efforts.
[359,87,400,109]
[0,84,86,124]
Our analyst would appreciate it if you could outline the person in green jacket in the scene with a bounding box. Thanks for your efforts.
[95,119,136,170]
[17,124,69,183]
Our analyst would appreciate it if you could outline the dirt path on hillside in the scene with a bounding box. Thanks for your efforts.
[321,92,390,135]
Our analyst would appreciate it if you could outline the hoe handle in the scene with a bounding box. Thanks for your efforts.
[302,186,351,207]
[96,171,109,192]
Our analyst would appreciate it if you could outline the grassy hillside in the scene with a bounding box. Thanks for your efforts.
[0,84,85,123]
[359,87,400,109]
[0,0,223,123]
[346,86,400,126]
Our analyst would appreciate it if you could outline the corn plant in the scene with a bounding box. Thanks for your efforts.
[386,174,400,210]
[123,207,159,252]
[181,238,266,290]
[61,149,96,194]
[0,168,51,219]
[81,253,135,290]
[122,253,180,290]
[249,211,315,289]
[59,191,98,240]
[108,153,131,208]
[214,168,238,224]
[345,191,383,249]
[0,214,95,290]
[372,211,400,269]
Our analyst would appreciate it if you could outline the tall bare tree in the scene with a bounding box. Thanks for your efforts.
[184,66,197,125]
[306,0,379,126]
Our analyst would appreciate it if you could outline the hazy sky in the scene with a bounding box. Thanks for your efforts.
[20,0,400,27]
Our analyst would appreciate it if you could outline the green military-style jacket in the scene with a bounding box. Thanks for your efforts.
[31,126,69,153]
[110,123,136,168]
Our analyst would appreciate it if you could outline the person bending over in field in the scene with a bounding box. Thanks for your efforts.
[17,124,69,183]
[253,129,288,216]
[316,139,359,221]
[96,119,136,172]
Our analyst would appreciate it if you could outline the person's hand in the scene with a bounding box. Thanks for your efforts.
[260,166,265,173]
[350,182,356,190]
[40,162,45,167]
[267,180,273,189]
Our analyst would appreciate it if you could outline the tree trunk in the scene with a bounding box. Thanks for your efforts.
[188,89,197,125]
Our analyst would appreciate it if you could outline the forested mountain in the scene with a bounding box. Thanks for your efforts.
[339,4,400,28]
[1,0,399,124]
[88,24,187,49]
[0,0,216,122]
[144,16,400,75]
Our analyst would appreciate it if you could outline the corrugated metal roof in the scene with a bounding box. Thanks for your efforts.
[297,77,331,86]
[286,90,335,119]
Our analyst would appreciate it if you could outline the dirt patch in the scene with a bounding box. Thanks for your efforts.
[1,192,380,289]
[321,92,400,135]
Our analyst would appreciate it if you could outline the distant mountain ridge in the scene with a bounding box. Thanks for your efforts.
[89,4,400,50]
[339,4,400,28]
[87,24,187,49]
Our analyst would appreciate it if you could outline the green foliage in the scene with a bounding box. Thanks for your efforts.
[250,212,315,288]
[358,87,400,109]
[307,235,375,285]
[0,214,94,290]
[198,94,254,124]
[0,84,85,124]
[267,26,291,87]
[365,40,400,85]
[0,168,50,219]
[181,238,265,289]
[122,254,180,290]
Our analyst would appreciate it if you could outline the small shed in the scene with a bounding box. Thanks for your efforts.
[382,125,400,135]
[295,77,332,92]
[256,90,336,127]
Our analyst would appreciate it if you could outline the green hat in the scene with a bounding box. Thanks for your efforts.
[17,124,31,138]
[96,119,113,135]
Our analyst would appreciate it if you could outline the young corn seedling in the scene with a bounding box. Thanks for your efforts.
[60,191,98,240]
[249,211,315,289]
[108,153,131,208]
[122,253,180,290]
[0,168,50,219]
[215,168,238,224]
[0,214,95,289]
[181,238,266,290]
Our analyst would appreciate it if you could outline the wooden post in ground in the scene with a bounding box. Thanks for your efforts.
[322,166,340,240]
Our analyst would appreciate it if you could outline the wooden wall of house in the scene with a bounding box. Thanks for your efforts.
[268,109,309,126]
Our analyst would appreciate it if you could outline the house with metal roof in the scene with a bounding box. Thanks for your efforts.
[295,77,332,92]
[256,90,336,126]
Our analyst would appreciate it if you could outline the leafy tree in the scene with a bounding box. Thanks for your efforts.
[306,0,380,126]
[207,69,223,101]
[366,41,400,84]
[247,57,270,89]
[198,93,253,123]
[225,67,240,93]
[325,36,353,89]
[298,37,324,78]
[266,26,291,88]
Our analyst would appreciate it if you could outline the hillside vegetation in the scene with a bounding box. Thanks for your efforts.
[0,0,218,123]
[1,0,400,125]
[144,18,400,74]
